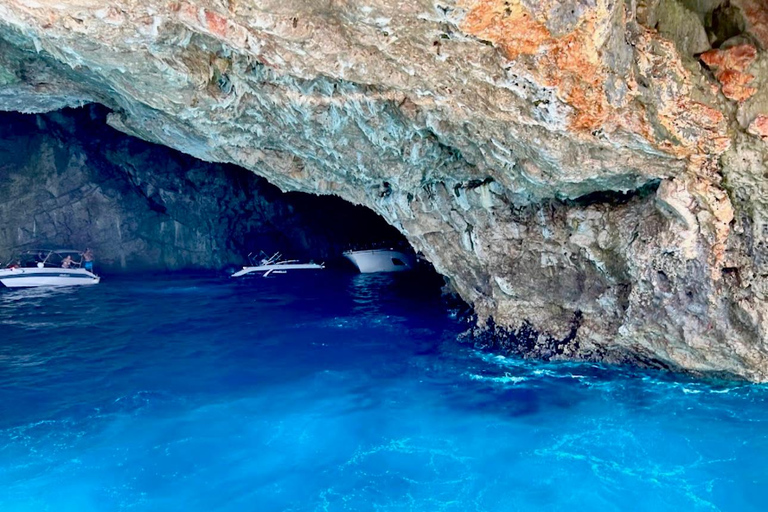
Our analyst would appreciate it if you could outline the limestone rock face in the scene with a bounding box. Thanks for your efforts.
[0,0,767,379]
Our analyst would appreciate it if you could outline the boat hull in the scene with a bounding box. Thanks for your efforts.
[343,249,415,273]
[231,263,324,278]
[0,267,100,288]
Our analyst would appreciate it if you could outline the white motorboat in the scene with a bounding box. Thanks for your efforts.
[343,248,416,273]
[0,249,100,288]
[231,252,324,278]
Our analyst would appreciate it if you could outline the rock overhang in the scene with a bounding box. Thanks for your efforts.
[0,0,766,380]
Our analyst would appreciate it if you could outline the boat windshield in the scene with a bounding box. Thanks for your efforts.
[11,250,84,269]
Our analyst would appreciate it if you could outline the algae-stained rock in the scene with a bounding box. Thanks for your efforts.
[0,0,766,380]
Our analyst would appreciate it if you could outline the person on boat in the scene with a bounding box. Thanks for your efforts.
[61,255,73,268]
[82,248,94,272]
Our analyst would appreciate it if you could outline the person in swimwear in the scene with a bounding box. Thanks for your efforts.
[82,248,94,271]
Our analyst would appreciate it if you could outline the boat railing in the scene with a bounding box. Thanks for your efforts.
[10,250,87,269]
[343,240,414,254]
[248,251,284,266]
[262,252,282,265]
[274,259,300,265]
[242,251,323,269]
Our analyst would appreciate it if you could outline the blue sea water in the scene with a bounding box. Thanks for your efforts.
[0,271,766,512]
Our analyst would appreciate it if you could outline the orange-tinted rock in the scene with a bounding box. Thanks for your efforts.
[174,2,250,51]
[734,0,768,49]
[700,44,758,102]
[459,0,606,131]
[631,31,730,164]
[458,1,729,165]
[204,9,229,37]
[747,114,768,139]
[701,43,757,72]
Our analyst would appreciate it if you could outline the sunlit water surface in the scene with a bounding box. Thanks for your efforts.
[0,272,766,511]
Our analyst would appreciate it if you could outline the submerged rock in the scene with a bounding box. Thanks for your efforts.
[0,0,766,379]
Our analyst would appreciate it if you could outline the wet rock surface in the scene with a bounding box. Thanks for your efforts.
[0,0,767,379]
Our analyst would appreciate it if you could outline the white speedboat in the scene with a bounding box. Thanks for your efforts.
[231,252,324,278]
[0,249,100,288]
[343,248,416,273]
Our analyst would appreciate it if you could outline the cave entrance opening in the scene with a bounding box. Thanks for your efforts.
[0,105,430,275]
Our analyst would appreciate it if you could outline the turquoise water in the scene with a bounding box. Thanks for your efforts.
[0,272,766,511]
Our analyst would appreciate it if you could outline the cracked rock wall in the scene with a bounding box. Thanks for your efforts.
[0,0,767,379]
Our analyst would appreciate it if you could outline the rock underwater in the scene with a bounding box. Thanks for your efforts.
[0,0,766,380]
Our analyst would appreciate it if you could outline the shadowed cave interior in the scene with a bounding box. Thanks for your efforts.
[0,105,414,273]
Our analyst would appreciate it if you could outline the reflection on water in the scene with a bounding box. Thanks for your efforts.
[0,284,80,303]
[0,272,766,511]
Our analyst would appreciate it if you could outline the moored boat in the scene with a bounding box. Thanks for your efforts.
[231,252,324,278]
[0,249,100,288]
[343,248,416,273]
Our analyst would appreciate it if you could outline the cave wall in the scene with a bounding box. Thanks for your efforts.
[0,107,402,271]
[0,0,767,379]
